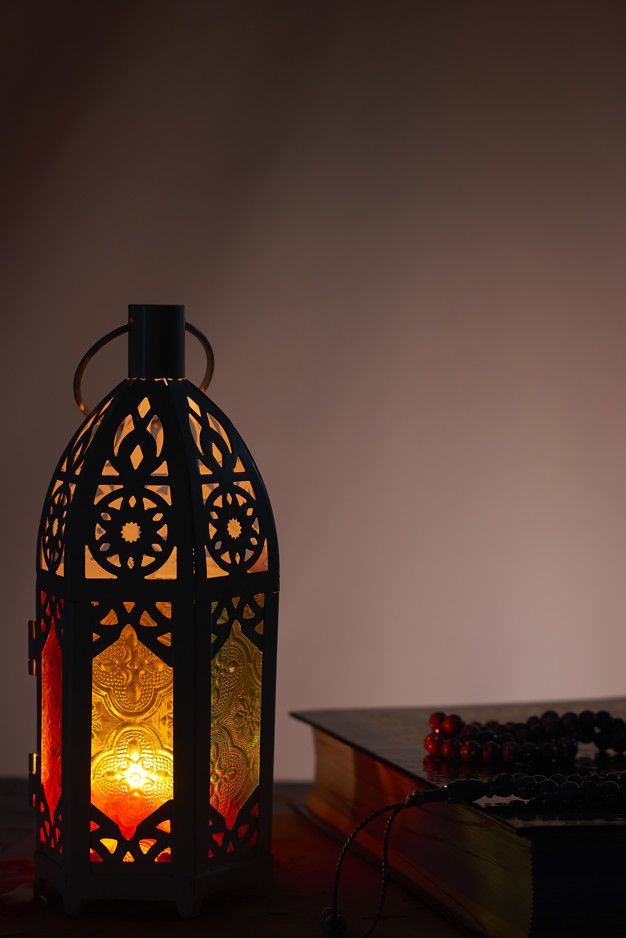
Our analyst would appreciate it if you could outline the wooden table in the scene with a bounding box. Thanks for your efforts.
[0,779,465,937]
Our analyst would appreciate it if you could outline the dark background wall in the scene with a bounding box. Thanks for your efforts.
[2,1,626,779]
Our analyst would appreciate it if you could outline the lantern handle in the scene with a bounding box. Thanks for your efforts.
[73,321,215,417]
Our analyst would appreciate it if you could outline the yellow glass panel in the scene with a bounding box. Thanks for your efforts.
[187,395,201,417]
[85,545,116,579]
[247,540,269,574]
[137,396,151,419]
[210,619,262,830]
[91,625,173,842]
[145,545,177,579]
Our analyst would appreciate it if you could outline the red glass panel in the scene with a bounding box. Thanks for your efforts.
[41,606,62,820]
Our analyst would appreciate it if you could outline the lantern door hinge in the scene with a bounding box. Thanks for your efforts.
[28,753,38,806]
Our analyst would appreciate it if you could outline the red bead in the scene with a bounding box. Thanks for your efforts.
[459,723,479,741]
[424,733,441,756]
[440,738,461,761]
[502,741,521,764]
[460,740,481,763]
[482,741,502,764]
[442,713,463,736]
[428,711,446,731]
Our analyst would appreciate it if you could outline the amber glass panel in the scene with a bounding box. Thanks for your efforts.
[211,611,262,831]
[91,625,173,843]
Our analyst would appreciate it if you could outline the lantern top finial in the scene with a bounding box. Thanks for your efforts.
[128,304,185,380]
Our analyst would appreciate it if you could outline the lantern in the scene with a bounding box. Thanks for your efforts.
[29,305,279,916]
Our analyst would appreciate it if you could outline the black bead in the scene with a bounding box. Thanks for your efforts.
[527,723,546,742]
[601,780,621,806]
[555,741,571,761]
[493,774,515,797]
[541,717,562,738]
[478,730,495,744]
[537,779,559,805]
[540,742,558,764]
[581,778,599,805]
[486,720,500,731]
[612,733,626,753]
[566,773,583,785]
[595,710,614,731]
[559,780,580,805]
[564,738,578,759]
[541,710,559,721]
[578,710,595,741]
[594,730,613,751]
[561,711,578,734]
[521,741,541,766]
[514,775,537,799]
[526,716,541,728]
[513,722,528,742]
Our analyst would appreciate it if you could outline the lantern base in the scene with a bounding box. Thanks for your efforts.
[34,849,273,918]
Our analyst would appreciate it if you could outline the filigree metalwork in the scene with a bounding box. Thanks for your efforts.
[85,397,176,579]
[90,599,173,664]
[186,393,269,577]
[90,801,172,864]
[39,396,112,576]
[208,791,259,860]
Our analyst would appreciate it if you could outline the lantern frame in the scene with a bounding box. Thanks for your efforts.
[31,312,279,916]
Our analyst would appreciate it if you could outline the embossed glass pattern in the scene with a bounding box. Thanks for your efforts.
[209,594,264,858]
[90,602,173,860]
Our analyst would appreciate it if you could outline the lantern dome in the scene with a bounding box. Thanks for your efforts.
[32,306,279,915]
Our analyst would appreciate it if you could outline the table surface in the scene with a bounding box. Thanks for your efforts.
[0,779,466,938]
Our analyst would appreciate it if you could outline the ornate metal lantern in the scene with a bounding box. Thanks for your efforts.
[30,305,279,915]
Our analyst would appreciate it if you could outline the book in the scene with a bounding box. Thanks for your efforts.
[292,701,626,937]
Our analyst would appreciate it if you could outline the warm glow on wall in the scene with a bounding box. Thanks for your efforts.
[31,305,279,915]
